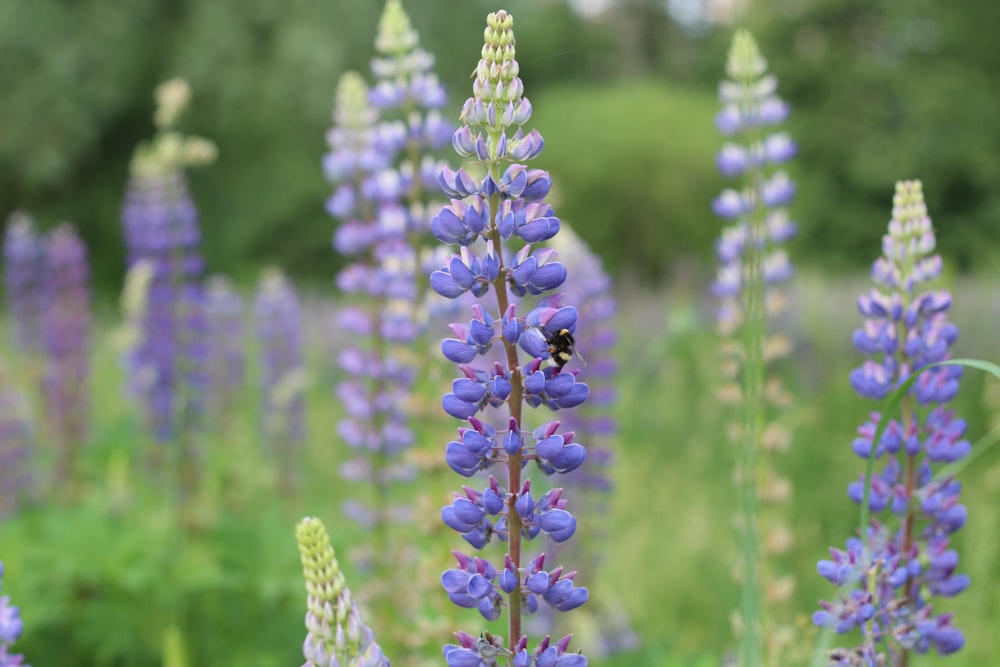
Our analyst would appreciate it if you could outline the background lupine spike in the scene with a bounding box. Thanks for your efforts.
[296,517,389,667]
[41,224,91,484]
[3,212,45,354]
[327,63,419,534]
[121,79,214,447]
[815,179,969,664]
[712,28,799,667]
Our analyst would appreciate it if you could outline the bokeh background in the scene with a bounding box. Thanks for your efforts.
[4,0,1000,292]
[2,1,1000,666]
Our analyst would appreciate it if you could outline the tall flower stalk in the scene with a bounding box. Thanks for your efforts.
[41,224,91,486]
[814,180,968,666]
[711,30,797,667]
[434,11,588,665]
[120,78,215,496]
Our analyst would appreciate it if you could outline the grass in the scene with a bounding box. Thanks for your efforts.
[1,269,999,666]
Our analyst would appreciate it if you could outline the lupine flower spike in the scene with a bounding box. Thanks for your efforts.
[120,78,216,448]
[711,29,798,667]
[814,180,968,665]
[333,4,456,640]
[326,68,420,537]
[433,11,588,666]
[41,224,92,485]
[3,212,44,354]
[296,517,389,667]
[0,562,29,666]
[369,0,453,310]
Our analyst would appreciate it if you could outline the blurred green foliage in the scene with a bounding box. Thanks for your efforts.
[754,0,1000,272]
[531,81,721,280]
[1,0,999,290]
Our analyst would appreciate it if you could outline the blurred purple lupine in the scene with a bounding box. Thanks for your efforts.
[712,30,796,331]
[368,0,456,347]
[253,269,306,491]
[711,30,798,666]
[0,562,28,666]
[434,11,589,665]
[3,212,44,354]
[326,68,419,532]
[41,224,91,483]
[369,0,453,228]
[203,275,246,423]
[814,181,968,665]
[0,369,34,520]
[527,227,638,657]
[120,79,215,449]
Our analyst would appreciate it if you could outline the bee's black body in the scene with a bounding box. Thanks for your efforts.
[546,328,576,369]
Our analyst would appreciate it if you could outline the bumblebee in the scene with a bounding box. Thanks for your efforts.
[546,328,578,369]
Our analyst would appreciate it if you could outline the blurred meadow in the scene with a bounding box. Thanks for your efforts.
[1,1,999,666]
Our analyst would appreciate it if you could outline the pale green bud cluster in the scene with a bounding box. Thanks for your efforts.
[332,72,378,140]
[374,0,419,56]
[886,180,935,259]
[130,78,216,179]
[874,179,941,292]
[725,29,767,82]
[296,517,389,667]
[473,10,523,104]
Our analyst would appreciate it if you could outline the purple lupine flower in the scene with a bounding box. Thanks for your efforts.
[254,269,306,490]
[815,180,969,664]
[120,79,215,445]
[0,562,29,666]
[3,212,44,353]
[0,370,34,520]
[435,11,588,665]
[203,275,245,422]
[41,224,91,482]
